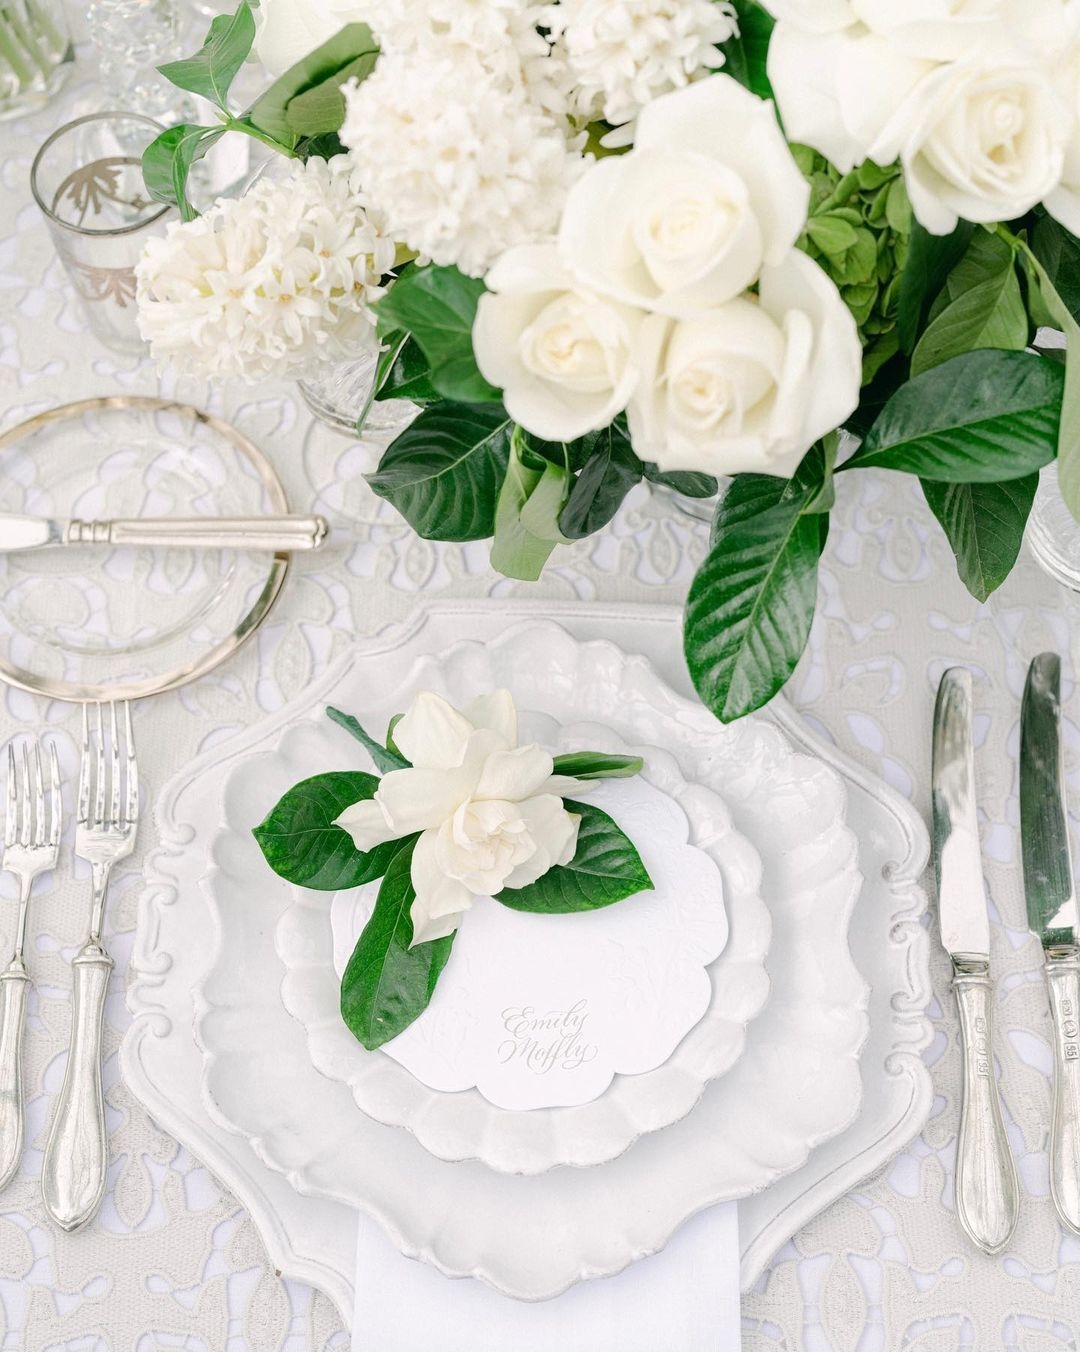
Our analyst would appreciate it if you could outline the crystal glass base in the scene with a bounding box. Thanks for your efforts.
[1028,463,1080,590]
[298,353,419,440]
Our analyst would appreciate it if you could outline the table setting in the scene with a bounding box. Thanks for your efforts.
[3,2,1080,1349]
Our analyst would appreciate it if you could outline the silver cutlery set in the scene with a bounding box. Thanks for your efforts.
[934,654,1080,1254]
[0,703,138,1231]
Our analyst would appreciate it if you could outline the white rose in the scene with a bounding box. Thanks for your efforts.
[472,244,646,441]
[336,691,582,946]
[894,51,1071,234]
[1042,24,1080,234]
[768,23,934,172]
[254,0,368,76]
[851,0,1004,60]
[558,75,810,316]
[758,0,856,32]
[627,250,861,478]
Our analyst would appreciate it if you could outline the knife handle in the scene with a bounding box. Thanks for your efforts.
[66,516,329,553]
[953,967,1019,1254]
[1046,953,1080,1234]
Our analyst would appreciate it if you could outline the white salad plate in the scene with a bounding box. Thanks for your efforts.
[198,619,868,1300]
[261,714,770,1171]
[123,599,933,1316]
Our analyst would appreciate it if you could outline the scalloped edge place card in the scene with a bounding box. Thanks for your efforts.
[330,776,728,1110]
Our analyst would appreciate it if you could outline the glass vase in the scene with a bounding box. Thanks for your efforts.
[298,351,420,440]
[0,0,73,121]
[1027,462,1080,590]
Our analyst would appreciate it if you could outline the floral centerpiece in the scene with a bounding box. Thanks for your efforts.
[139,0,1080,723]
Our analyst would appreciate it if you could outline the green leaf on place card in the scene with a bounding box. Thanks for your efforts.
[497,801,652,913]
[366,403,513,541]
[719,0,775,101]
[685,466,828,725]
[641,464,719,499]
[253,771,399,890]
[896,220,975,353]
[158,2,255,110]
[911,236,1027,376]
[844,349,1062,481]
[246,23,379,149]
[921,475,1038,603]
[326,706,411,774]
[340,837,454,1050]
[559,422,642,540]
[551,752,645,781]
[285,49,379,136]
[375,266,500,404]
[490,433,569,581]
[142,124,225,220]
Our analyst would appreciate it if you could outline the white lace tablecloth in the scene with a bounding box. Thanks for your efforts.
[3,34,1080,1352]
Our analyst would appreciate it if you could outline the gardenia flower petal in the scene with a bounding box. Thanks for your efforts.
[500,796,581,890]
[374,731,502,836]
[474,244,645,441]
[463,690,519,746]
[627,249,860,478]
[392,691,477,770]
[410,830,475,946]
[335,799,397,853]
[474,745,556,804]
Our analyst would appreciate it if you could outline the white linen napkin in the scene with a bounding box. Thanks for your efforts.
[352,1202,742,1352]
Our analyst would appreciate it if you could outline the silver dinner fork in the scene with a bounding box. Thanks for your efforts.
[42,703,138,1232]
[0,740,61,1190]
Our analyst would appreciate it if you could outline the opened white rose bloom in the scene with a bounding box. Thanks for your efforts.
[254,0,369,76]
[558,75,810,314]
[336,692,582,946]
[473,244,646,440]
[627,250,861,478]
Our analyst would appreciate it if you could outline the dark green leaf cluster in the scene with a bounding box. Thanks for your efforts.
[252,707,651,1049]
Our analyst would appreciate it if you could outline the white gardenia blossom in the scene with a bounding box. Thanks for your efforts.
[558,76,810,315]
[627,250,862,479]
[340,51,580,278]
[473,244,647,441]
[135,157,394,383]
[335,691,582,946]
[543,0,737,131]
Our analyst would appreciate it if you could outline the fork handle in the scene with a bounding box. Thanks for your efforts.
[42,944,112,1232]
[0,967,29,1191]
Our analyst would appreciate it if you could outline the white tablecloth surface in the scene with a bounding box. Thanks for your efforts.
[2,19,1080,1351]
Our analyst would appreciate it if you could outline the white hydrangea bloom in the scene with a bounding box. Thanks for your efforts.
[544,0,738,130]
[341,51,581,277]
[135,157,394,383]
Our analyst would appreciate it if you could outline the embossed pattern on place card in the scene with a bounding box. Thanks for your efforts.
[330,776,728,1111]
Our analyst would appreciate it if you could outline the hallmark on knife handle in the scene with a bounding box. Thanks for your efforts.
[64,520,114,545]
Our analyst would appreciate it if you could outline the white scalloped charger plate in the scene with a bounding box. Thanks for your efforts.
[122,599,932,1315]
[267,717,768,1172]
[192,621,868,1299]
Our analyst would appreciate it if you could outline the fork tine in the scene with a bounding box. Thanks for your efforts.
[18,744,30,848]
[92,703,106,830]
[78,704,91,828]
[123,702,138,829]
[32,742,45,847]
[48,741,61,849]
[109,702,121,829]
[4,744,16,850]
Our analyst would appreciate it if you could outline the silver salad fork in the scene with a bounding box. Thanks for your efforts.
[0,740,61,1190]
[42,703,138,1232]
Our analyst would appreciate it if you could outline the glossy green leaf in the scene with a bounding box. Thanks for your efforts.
[490,435,569,581]
[559,422,642,539]
[253,770,398,890]
[845,350,1062,481]
[921,475,1038,603]
[142,124,225,221]
[375,333,440,405]
[367,403,513,541]
[375,266,500,404]
[896,220,975,352]
[326,706,410,773]
[497,801,653,913]
[685,473,827,724]
[339,837,454,1050]
[640,464,719,499]
[719,0,775,100]
[158,3,255,110]
[285,50,379,135]
[551,752,644,781]
[246,23,378,148]
[911,235,1027,376]
[1031,215,1080,323]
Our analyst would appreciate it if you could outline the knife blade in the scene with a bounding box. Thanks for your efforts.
[933,667,1019,1254]
[0,513,329,554]
[1020,652,1080,1235]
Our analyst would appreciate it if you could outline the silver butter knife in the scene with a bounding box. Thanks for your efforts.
[1021,652,1080,1235]
[0,513,329,554]
[933,667,1019,1253]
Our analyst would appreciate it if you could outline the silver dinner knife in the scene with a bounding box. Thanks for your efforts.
[932,667,1019,1253]
[1021,652,1080,1235]
[0,513,329,553]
